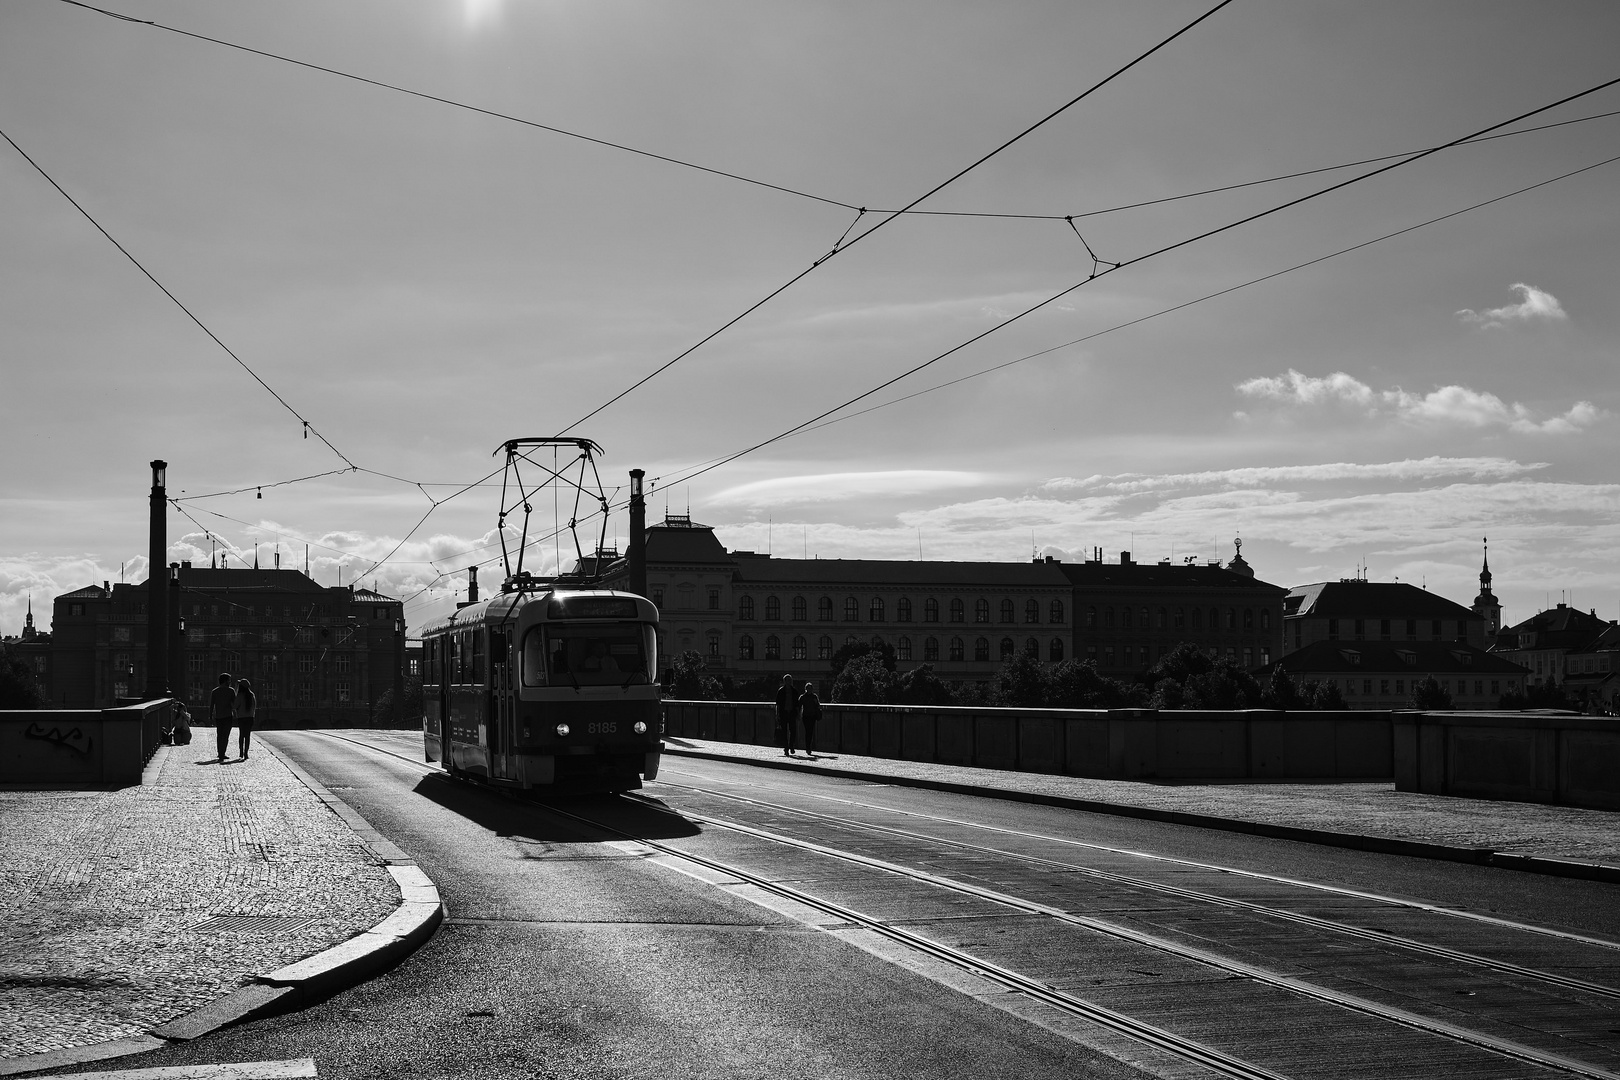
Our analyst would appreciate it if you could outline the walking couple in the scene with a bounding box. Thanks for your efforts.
[208,672,258,762]
[774,674,822,758]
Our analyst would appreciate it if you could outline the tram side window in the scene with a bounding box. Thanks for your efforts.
[521,628,547,687]
[471,630,485,685]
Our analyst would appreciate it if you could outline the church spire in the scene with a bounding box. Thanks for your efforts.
[1473,536,1501,637]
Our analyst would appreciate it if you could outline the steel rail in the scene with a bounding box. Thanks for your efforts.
[660,763,1620,952]
[651,775,1620,1003]
[306,733,1620,1079]
[303,731,1287,1080]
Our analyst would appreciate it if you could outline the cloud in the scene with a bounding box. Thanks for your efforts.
[1457,283,1567,329]
[1043,457,1547,495]
[710,470,990,509]
[1237,368,1604,435]
[1382,387,1603,434]
[1234,370,1376,408]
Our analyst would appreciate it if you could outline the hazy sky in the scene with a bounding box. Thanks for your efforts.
[4,0,1617,637]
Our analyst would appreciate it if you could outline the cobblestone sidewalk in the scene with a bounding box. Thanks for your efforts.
[0,739,398,1060]
[664,738,1620,868]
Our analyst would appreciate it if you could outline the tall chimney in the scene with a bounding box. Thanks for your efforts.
[145,460,170,700]
[467,566,478,604]
[628,468,648,599]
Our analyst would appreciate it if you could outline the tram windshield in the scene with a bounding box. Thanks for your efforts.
[521,623,654,687]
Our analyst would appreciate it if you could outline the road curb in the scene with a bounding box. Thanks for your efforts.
[0,740,445,1077]
[662,746,1620,886]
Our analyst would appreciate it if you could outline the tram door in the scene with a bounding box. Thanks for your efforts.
[488,627,511,777]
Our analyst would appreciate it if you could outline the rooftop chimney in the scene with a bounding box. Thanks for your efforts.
[1120,551,1133,566]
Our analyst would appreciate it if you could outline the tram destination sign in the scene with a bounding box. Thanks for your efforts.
[548,596,640,620]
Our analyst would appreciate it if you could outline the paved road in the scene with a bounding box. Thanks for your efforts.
[43,730,1620,1080]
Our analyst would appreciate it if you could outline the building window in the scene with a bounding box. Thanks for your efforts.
[652,588,665,607]
[1225,609,1236,631]
[975,599,990,623]
[924,637,939,661]
[1104,645,1115,666]
[264,655,278,674]
[1260,648,1270,666]
[1379,679,1390,694]
[818,597,833,621]
[296,627,313,646]
[299,682,312,704]
[818,636,832,660]
[1156,607,1167,629]
[1261,610,1271,631]
[1353,619,1365,639]
[739,596,755,620]
[1024,599,1039,624]
[188,627,205,645]
[897,598,912,621]
[870,598,885,622]
[225,629,242,646]
[1379,619,1391,640]
[337,681,351,704]
[1141,607,1149,629]
[1122,606,1133,629]
[975,637,991,662]
[1191,607,1202,630]
[791,636,807,661]
[69,603,85,616]
[1474,680,1484,695]
[1405,619,1417,639]
[765,636,781,660]
[925,598,939,622]
[949,637,965,661]
[999,599,1014,623]
[262,685,277,705]
[766,596,781,620]
[1024,637,1039,658]
[1173,607,1185,629]
[1243,648,1253,668]
[1105,606,1116,628]
[792,596,807,620]
[950,599,965,623]
[1085,605,1097,629]
[1327,619,1339,640]
[739,635,754,660]
[897,637,912,662]
[844,597,859,621]
[298,654,316,674]
[708,588,720,610]
[1050,638,1064,661]
[1242,609,1253,631]
[708,633,721,658]
[1121,645,1132,668]
[112,626,131,643]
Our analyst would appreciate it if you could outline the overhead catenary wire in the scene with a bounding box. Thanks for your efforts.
[642,73,1620,495]
[772,151,1620,444]
[557,0,1237,433]
[53,1,1619,226]
[54,0,859,213]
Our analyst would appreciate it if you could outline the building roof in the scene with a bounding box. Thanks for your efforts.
[1285,580,1476,621]
[1261,639,1528,677]
[644,518,735,566]
[731,554,1071,588]
[1059,561,1285,593]
[56,585,109,600]
[1498,604,1614,651]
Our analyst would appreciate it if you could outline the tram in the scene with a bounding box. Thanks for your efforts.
[421,583,662,792]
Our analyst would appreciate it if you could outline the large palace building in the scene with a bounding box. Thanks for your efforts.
[598,515,1286,685]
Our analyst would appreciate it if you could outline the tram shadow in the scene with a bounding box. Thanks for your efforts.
[410,771,701,843]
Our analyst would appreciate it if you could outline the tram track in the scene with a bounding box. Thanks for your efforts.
[649,770,1620,1003]
[310,731,1620,1080]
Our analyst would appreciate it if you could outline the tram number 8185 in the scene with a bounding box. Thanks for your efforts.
[586,722,618,735]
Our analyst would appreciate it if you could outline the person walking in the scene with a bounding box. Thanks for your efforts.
[234,678,258,760]
[798,681,822,758]
[209,673,236,763]
[774,674,799,756]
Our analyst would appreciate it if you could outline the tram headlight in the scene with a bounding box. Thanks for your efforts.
[633,721,648,734]
[555,723,570,737]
